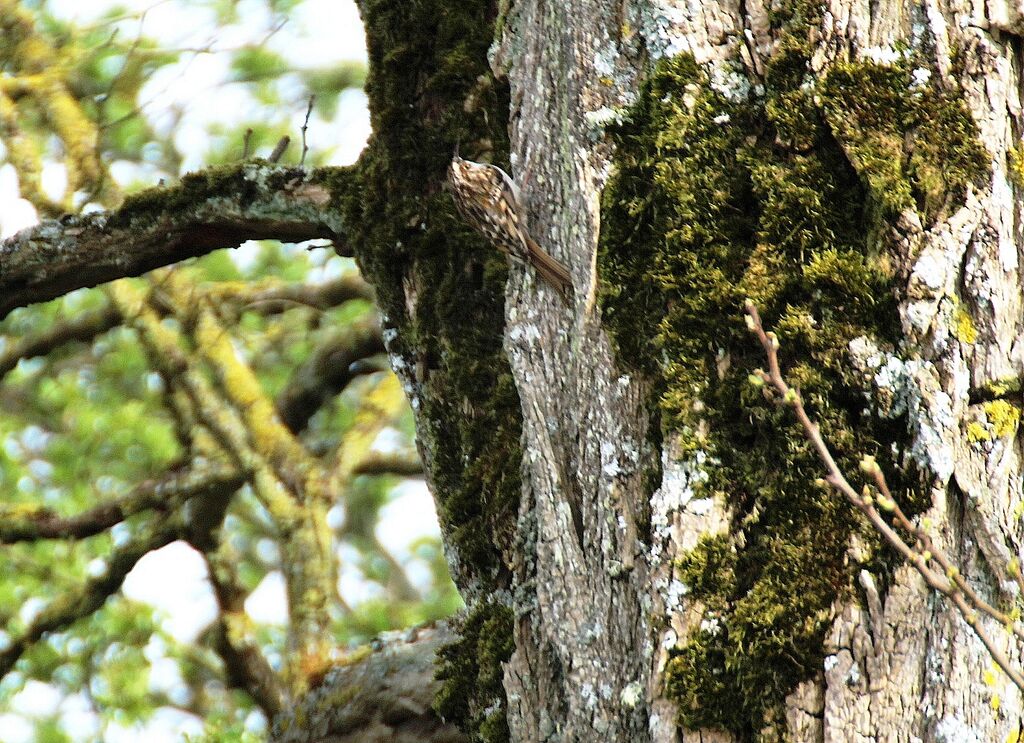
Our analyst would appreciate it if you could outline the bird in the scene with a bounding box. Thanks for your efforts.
[447,153,574,302]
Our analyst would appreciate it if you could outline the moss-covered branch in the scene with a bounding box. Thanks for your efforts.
[0,162,352,318]
[0,0,115,213]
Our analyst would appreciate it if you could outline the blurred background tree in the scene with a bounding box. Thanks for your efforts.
[0,1,459,740]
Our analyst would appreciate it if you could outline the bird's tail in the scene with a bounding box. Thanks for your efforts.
[525,236,574,303]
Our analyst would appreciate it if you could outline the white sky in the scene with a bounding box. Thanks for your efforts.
[0,2,446,740]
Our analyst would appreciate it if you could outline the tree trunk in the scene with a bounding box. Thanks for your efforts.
[333,0,1024,740]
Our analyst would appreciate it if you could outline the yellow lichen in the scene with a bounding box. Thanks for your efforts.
[967,421,990,444]
[953,302,978,344]
[983,400,1020,438]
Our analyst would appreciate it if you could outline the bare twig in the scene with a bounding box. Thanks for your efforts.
[242,127,254,159]
[744,299,1024,691]
[351,451,423,477]
[300,94,315,167]
[269,135,290,163]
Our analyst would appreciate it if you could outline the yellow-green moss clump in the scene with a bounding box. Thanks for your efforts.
[329,2,518,740]
[598,2,987,735]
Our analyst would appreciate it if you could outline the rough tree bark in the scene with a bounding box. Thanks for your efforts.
[344,0,1024,740]
[4,0,1021,740]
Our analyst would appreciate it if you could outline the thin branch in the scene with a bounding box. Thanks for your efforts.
[744,300,1024,692]
[242,127,254,159]
[300,94,315,167]
[203,551,288,716]
[0,304,120,380]
[0,162,350,318]
[0,462,244,543]
[207,273,374,316]
[351,451,423,477]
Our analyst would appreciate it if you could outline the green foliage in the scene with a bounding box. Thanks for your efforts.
[597,6,984,731]
[301,62,367,118]
[230,47,291,83]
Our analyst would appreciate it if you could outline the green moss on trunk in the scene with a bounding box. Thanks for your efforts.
[434,603,515,741]
[336,2,518,740]
[598,6,987,736]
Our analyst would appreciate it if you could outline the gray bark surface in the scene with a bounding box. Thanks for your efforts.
[482,0,1024,740]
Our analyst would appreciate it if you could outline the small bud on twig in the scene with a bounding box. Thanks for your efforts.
[859,455,879,476]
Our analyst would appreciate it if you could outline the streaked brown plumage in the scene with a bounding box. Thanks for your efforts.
[448,155,573,301]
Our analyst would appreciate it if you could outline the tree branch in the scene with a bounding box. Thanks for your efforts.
[210,274,375,316]
[276,316,385,433]
[0,162,350,318]
[0,304,120,379]
[350,451,423,477]
[204,551,289,716]
[744,300,1024,692]
[0,462,244,543]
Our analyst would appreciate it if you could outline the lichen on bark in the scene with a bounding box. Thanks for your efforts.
[597,2,988,733]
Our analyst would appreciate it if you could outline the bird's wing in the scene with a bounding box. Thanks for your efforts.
[488,163,533,237]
